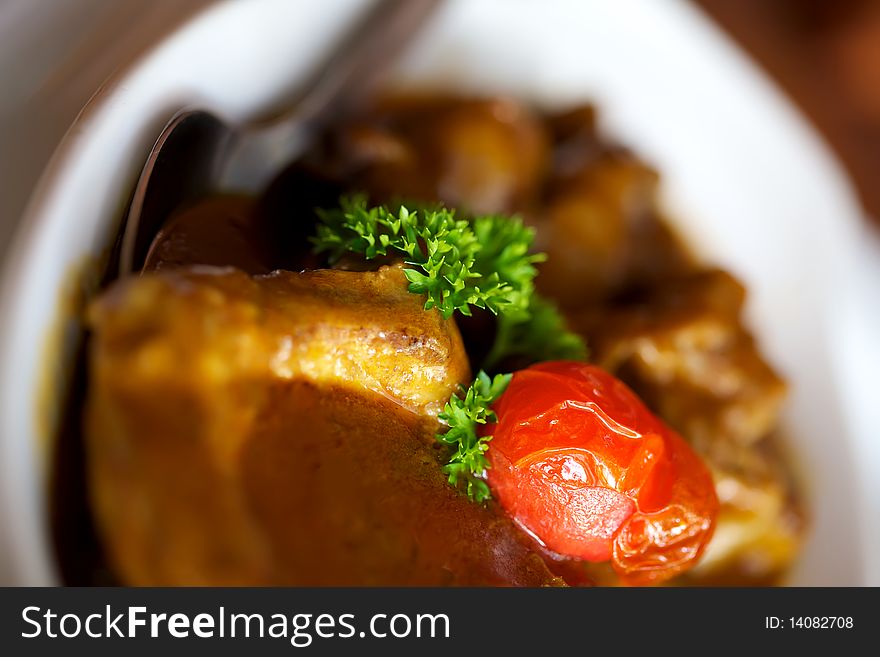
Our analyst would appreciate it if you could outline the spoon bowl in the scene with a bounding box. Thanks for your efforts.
[119,110,229,273]
[119,0,442,275]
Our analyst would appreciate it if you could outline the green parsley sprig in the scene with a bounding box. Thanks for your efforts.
[435,371,511,503]
[312,196,539,320]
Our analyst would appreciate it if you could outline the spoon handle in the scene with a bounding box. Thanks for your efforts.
[221,0,444,189]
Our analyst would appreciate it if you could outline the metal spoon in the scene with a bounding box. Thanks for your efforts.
[119,0,442,274]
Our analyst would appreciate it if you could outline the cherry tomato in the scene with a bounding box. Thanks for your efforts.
[485,361,718,585]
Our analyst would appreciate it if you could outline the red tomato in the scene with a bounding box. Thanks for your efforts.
[485,361,718,585]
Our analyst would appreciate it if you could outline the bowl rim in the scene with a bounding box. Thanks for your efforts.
[0,1,225,586]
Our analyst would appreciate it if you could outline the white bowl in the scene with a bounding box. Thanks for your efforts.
[2,0,878,585]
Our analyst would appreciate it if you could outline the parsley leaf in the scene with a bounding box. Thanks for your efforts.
[312,196,535,319]
[435,371,511,503]
[471,214,545,305]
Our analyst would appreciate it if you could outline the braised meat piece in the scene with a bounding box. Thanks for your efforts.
[534,108,691,307]
[576,270,786,449]
[85,265,560,585]
[572,269,801,583]
[315,96,550,215]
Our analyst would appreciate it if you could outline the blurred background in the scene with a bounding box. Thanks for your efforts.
[696,0,880,224]
[1,0,879,259]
